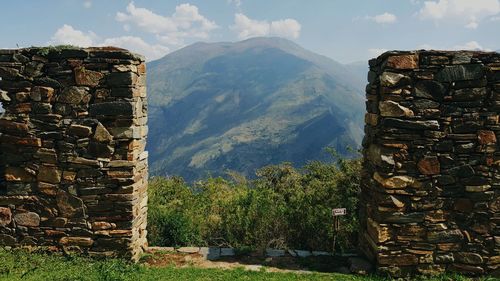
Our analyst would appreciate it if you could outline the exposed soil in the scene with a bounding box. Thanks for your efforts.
[141,249,350,274]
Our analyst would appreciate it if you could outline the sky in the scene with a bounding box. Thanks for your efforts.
[0,0,499,64]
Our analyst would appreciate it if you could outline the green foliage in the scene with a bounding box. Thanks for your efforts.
[148,177,202,246]
[0,248,489,281]
[148,153,362,252]
[0,248,141,281]
[33,45,78,56]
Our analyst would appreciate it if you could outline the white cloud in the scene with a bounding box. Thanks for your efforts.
[116,2,217,46]
[417,0,500,28]
[417,41,492,51]
[232,13,269,38]
[228,0,242,8]
[368,48,389,57]
[452,41,491,51]
[367,12,398,24]
[50,24,97,47]
[465,20,478,29]
[49,24,169,61]
[49,3,219,61]
[231,13,301,39]
[101,36,170,61]
[417,43,434,49]
[270,19,301,39]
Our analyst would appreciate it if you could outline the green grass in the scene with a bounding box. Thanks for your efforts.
[0,248,496,281]
[32,45,78,56]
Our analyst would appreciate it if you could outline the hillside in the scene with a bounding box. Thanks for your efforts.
[146,37,365,180]
[344,61,369,88]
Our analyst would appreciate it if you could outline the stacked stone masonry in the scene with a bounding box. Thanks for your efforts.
[0,47,148,260]
[360,50,500,277]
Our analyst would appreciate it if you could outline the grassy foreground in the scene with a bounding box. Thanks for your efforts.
[0,249,495,281]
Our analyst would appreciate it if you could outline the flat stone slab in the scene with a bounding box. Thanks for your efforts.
[312,251,332,256]
[294,250,312,257]
[200,247,221,260]
[220,248,235,256]
[148,246,337,260]
[148,246,175,252]
[266,248,286,257]
[177,247,200,254]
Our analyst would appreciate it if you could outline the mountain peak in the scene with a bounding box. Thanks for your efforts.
[146,38,365,180]
[164,37,306,58]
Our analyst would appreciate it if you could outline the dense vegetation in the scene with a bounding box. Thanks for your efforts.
[0,248,488,281]
[148,152,361,252]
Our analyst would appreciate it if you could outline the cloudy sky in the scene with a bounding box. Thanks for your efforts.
[1,0,499,63]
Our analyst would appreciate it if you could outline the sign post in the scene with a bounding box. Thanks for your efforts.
[332,208,346,255]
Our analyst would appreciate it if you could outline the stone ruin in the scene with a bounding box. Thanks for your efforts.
[360,50,500,277]
[0,46,499,277]
[0,47,148,260]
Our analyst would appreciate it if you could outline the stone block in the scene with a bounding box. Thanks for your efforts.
[378,254,418,266]
[177,247,200,254]
[89,102,134,116]
[56,190,85,218]
[266,249,286,257]
[478,130,496,145]
[453,88,487,101]
[436,64,485,82]
[379,101,414,117]
[30,86,54,102]
[0,135,42,147]
[37,182,57,196]
[427,229,464,243]
[4,167,33,182]
[380,72,408,87]
[59,237,93,247]
[382,118,439,130]
[0,234,16,246]
[0,207,12,226]
[74,66,104,87]
[220,248,235,256]
[373,172,417,189]
[93,122,113,142]
[68,124,92,137]
[417,156,440,175]
[58,86,90,104]
[107,72,138,86]
[0,120,29,136]
[37,166,61,184]
[386,54,418,69]
[14,212,40,227]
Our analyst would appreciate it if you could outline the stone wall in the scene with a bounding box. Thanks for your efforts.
[0,47,148,260]
[360,50,500,277]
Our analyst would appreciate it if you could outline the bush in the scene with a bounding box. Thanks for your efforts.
[147,152,361,252]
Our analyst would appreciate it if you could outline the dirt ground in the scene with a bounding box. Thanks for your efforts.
[141,249,351,274]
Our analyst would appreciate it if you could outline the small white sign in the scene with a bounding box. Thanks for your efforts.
[332,208,347,216]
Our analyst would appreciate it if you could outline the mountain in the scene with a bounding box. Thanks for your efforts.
[146,37,365,180]
[344,61,369,87]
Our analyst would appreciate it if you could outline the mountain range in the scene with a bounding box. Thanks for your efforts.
[146,37,366,180]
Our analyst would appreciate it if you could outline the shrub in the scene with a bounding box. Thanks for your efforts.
[147,152,361,252]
